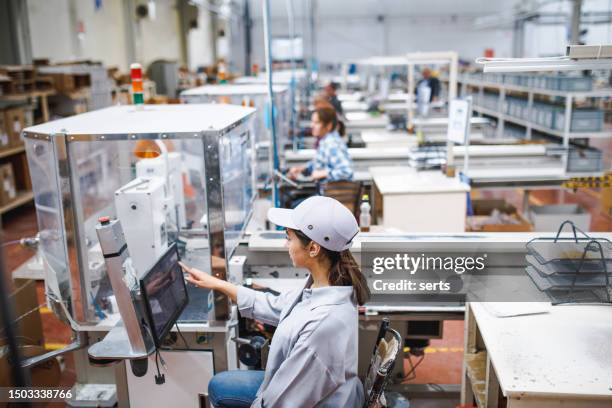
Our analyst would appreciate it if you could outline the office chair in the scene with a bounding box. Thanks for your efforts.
[363,318,403,408]
[320,180,363,218]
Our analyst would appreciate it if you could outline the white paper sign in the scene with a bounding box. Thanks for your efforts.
[447,99,471,145]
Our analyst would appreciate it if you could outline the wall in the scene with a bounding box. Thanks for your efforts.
[134,0,182,69]
[249,0,612,65]
[28,0,75,63]
[188,3,215,71]
[250,16,514,65]
[26,0,206,71]
[74,0,129,69]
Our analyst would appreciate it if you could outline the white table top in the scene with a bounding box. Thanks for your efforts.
[408,144,549,162]
[345,111,388,125]
[342,101,370,112]
[387,92,411,101]
[370,166,470,194]
[180,84,287,96]
[248,230,607,252]
[470,302,612,399]
[284,147,411,161]
[360,131,417,147]
[338,92,364,102]
[465,166,566,181]
[359,129,487,144]
[380,100,445,111]
[413,116,491,127]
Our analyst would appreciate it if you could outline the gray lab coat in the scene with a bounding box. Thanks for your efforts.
[237,277,364,407]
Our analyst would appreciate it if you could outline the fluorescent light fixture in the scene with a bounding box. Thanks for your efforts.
[356,56,408,67]
[475,56,612,72]
[566,45,612,59]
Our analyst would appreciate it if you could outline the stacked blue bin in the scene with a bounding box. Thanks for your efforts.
[553,108,604,132]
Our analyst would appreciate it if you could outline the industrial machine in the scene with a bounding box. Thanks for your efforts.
[23,104,255,407]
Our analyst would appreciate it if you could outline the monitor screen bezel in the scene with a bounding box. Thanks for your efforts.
[139,243,188,348]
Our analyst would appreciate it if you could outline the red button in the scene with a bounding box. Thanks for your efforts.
[98,216,110,225]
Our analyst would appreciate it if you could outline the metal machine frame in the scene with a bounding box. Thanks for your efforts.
[24,124,252,324]
[23,105,255,406]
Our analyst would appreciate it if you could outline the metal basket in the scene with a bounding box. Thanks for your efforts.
[525,220,612,304]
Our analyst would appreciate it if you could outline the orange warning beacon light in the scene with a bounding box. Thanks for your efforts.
[130,63,144,105]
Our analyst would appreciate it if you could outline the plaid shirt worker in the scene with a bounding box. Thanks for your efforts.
[305,130,354,181]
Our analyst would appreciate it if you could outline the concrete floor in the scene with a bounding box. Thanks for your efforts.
[2,182,612,406]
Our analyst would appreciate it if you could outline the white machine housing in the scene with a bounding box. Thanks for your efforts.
[136,152,187,229]
[114,177,170,276]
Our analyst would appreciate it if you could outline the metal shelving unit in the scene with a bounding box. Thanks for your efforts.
[0,145,25,159]
[0,90,51,218]
[0,191,33,216]
[471,105,612,140]
[458,76,612,144]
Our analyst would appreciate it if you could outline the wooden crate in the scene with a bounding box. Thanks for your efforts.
[49,72,91,93]
[0,75,14,95]
[0,162,17,205]
[0,65,36,94]
[0,113,10,150]
[35,75,55,91]
[3,107,25,147]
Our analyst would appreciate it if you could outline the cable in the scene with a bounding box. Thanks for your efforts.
[1,239,22,247]
[154,349,165,385]
[0,303,46,337]
[0,335,40,345]
[155,349,161,372]
[175,322,189,350]
[402,353,425,381]
[142,320,166,385]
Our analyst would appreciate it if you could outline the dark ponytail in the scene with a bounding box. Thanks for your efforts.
[313,98,346,137]
[292,229,371,306]
[337,120,346,137]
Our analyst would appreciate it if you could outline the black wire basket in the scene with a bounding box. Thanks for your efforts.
[525,220,612,305]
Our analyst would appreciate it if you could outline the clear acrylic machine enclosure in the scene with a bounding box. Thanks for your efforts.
[24,104,256,326]
[181,84,289,186]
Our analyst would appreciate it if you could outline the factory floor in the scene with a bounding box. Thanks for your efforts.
[2,180,612,406]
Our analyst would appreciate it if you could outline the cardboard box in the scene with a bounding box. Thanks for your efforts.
[529,204,591,232]
[49,72,91,93]
[0,278,54,390]
[48,72,73,93]
[0,114,9,150]
[0,163,16,205]
[467,199,533,232]
[3,107,25,147]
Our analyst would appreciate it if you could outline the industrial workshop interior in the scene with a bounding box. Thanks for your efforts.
[2,0,612,407]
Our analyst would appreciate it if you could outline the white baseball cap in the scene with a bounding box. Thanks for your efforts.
[267,196,359,252]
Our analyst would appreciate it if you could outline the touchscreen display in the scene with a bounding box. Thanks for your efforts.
[140,244,188,346]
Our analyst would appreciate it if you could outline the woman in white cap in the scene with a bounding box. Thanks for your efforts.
[181,196,370,408]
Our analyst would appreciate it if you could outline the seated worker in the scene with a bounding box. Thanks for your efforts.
[288,105,353,182]
[181,196,370,407]
[324,81,344,115]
